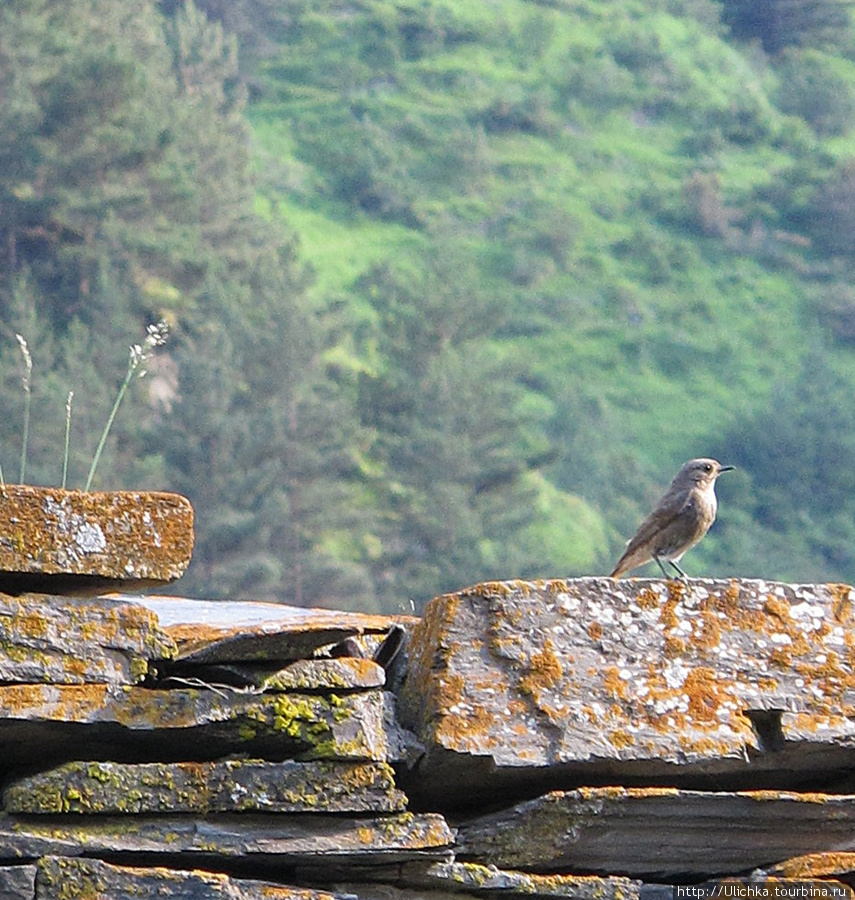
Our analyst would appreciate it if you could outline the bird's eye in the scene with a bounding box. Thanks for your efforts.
[703,463,712,472]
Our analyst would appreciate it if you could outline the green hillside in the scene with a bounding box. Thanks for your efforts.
[242,0,855,590]
[3,0,855,610]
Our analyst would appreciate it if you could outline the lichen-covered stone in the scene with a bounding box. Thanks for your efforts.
[136,596,415,664]
[0,594,175,685]
[36,855,340,899]
[334,862,642,898]
[0,684,393,767]
[769,851,855,878]
[5,759,406,814]
[0,812,455,867]
[0,485,193,595]
[457,787,855,879]
[399,578,855,806]
[262,658,386,692]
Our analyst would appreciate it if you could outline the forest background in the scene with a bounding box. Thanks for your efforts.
[3,0,855,613]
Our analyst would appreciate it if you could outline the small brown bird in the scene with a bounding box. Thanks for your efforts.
[610,458,735,580]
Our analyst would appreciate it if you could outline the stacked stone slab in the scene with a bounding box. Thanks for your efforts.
[398,577,855,891]
[5,484,855,897]
[0,486,453,899]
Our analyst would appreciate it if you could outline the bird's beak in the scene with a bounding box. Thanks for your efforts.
[719,465,736,473]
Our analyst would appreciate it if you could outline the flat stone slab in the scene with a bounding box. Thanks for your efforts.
[171,658,387,692]
[136,596,415,664]
[457,787,855,879]
[336,863,641,898]
[0,485,193,595]
[399,578,855,806]
[262,658,386,691]
[417,863,640,898]
[5,759,406,815]
[0,593,175,685]
[36,856,342,900]
[0,813,455,868]
[0,684,393,768]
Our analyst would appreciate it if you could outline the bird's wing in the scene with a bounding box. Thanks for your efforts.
[621,488,694,556]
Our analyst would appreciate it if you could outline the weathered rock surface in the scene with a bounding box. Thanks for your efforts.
[0,593,175,685]
[332,863,642,898]
[262,657,386,691]
[0,812,455,867]
[0,865,36,899]
[457,787,855,878]
[0,683,394,767]
[400,577,855,807]
[35,856,342,900]
[5,560,855,897]
[0,485,193,595]
[5,759,407,814]
[136,595,415,664]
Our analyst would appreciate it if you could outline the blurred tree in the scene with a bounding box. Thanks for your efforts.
[720,0,853,54]
[715,354,855,579]
[353,256,552,608]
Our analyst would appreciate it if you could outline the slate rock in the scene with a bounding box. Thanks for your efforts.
[0,684,393,769]
[457,787,855,879]
[332,862,641,898]
[0,485,193,595]
[399,578,855,807]
[173,658,386,692]
[136,595,416,664]
[262,658,386,692]
[0,593,175,685]
[0,812,455,868]
[35,855,343,900]
[5,759,406,814]
[0,864,36,900]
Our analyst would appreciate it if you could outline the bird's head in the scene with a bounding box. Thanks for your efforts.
[676,458,735,489]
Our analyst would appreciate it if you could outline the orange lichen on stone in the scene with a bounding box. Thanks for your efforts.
[435,704,500,751]
[773,851,855,878]
[399,591,461,731]
[683,667,721,722]
[768,647,792,668]
[658,593,681,630]
[763,595,792,621]
[588,622,603,641]
[624,786,681,798]
[603,666,628,701]
[636,588,660,610]
[830,584,854,623]
[519,639,563,696]
[691,612,722,652]
[0,683,113,720]
[0,484,194,588]
[664,635,687,657]
[609,729,636,748]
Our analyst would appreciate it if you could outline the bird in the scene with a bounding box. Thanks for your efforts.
[610,458,735,580]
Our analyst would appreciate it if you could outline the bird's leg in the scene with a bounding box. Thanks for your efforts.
[653,554,671,580]
[668,559,689,580]
[653,554,688,581]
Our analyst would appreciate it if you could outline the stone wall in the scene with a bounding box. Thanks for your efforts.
[1,486,855,898]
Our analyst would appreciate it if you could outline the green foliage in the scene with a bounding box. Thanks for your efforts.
[5,0,855,611]
[713,356,855,581]
[241,0,855,594]
[775,49,855,137]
